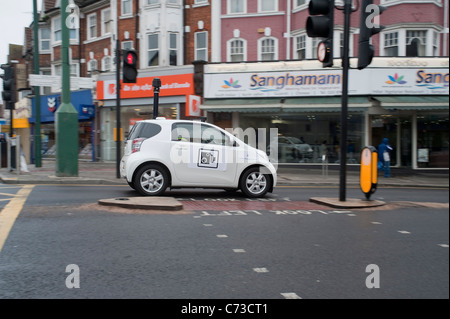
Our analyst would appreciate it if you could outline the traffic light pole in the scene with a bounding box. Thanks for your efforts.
[33,0,42,167]
[339,0,352,202]
[116,38,121,179]
[56,0,79,177]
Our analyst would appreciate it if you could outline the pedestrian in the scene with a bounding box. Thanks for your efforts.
[378,138,393,177]
[319,140,328,161]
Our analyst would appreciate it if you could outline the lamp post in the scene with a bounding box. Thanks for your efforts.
[115,38,121,179]
[152,78,161,119]
[55,0,78,176]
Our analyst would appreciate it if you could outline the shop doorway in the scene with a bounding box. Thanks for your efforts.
[371,114,398,166]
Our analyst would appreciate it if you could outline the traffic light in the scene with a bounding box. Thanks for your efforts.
[1,64,15,109]
[358,0,386,70]
[123,50,138,83]
[306,0,335,67]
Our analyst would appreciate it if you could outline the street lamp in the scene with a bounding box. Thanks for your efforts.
[152,78,161,119]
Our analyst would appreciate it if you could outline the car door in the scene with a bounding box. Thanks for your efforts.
[170,122,238,186]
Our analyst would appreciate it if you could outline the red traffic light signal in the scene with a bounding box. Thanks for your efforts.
[123,50,138,83]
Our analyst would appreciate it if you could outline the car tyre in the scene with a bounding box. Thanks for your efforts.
[133,164,169,196]
[240,166,272,198]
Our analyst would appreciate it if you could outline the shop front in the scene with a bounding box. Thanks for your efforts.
[96,66,196,161]
[29,89,96,162]
[202,58,449,169]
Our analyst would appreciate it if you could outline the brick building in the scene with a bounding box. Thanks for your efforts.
[3,0,449,168]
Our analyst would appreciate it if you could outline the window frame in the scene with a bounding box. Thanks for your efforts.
[258,36,278,61]
[258,0,278,13]
[87,13,97,40]
[227,38,247,62]
[195,31,209,61]
[228,0,247,14]
[147,33,160,67]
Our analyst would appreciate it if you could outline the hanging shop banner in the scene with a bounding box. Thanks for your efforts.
[204,68,449,98]
[97,73,194,100]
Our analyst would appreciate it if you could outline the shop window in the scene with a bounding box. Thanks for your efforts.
[417,113,449,168]
[240,112,364,164]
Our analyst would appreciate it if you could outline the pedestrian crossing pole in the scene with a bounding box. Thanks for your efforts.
[56,0,79,177]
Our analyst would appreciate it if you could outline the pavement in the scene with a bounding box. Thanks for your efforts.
[0,159,448,209]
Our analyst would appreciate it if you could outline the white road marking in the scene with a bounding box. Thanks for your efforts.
[253,267,269,273]
[438,244,449,248]
[216,234,228,238]
[371,222,382,224]
[281,293,302,299]
[398,230,411,234]
[203,224,213,227]
[233,249,246,253]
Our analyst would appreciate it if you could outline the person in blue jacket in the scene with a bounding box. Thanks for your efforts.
[378,138,393,177]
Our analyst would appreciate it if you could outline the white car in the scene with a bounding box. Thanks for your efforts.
[120,119,277,198]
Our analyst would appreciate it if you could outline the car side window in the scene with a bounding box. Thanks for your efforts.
[128,123,162,140]
[171,123,193,142]
[201,124,230,146]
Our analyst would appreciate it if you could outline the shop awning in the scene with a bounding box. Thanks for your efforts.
[282,97,371,112]
[201,97,371,113]
[374,95,449,110]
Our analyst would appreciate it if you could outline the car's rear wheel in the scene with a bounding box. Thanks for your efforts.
[133,164,169,196]
[240,167,272,198]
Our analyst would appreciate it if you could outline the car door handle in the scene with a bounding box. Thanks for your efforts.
[175,146,188,151]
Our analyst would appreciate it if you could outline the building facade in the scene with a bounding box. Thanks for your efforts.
[2,0,448,168]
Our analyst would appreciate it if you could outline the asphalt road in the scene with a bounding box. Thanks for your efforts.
[0,184,448,301]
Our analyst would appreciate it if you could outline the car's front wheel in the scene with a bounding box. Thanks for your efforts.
[133,164,169,196]
[240,167,272,198]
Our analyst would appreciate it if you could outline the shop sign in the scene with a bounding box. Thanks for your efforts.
[186,95,201,117]
[97,73,194,100]
[204,68,449,98]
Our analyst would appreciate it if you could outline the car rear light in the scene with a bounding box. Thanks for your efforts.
[132,138,146,153]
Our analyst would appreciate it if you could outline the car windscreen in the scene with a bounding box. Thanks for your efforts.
[127,123,162,140]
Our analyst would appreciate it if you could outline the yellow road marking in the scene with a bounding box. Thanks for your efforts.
[0,185,35,253]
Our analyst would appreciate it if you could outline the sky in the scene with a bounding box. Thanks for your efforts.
[0,0,42,66]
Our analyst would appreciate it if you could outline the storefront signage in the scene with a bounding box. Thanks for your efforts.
[204,68,449,98]
[97,73,194,100]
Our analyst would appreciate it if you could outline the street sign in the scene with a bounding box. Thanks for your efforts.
[29,74,95,91]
